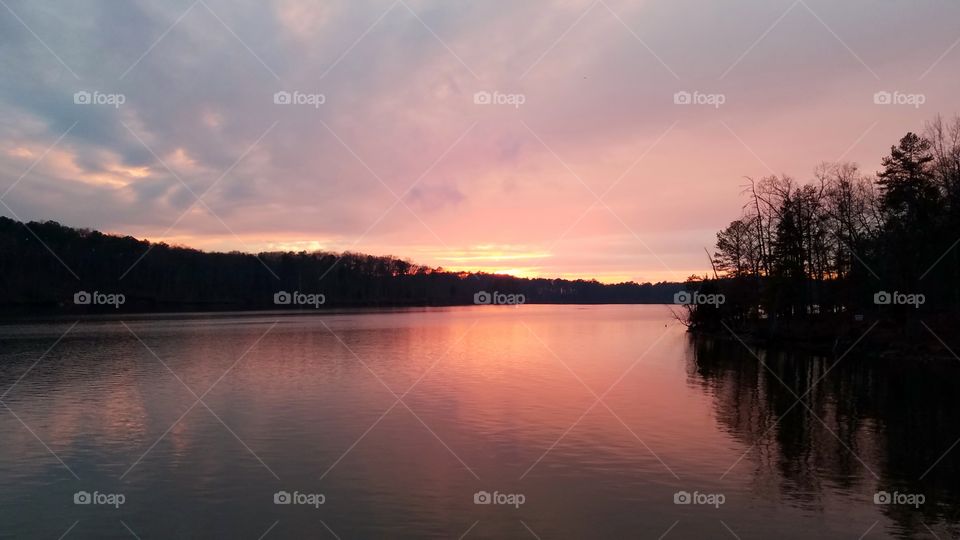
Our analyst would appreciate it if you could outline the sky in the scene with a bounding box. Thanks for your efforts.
[1,0,959,283]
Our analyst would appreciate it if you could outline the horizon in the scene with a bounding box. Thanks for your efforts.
[1,215,689,285]
[3,0,959,284]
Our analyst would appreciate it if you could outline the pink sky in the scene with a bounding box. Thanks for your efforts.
[2,0,959,282]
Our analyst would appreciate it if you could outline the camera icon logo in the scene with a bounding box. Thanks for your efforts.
[274,91,292,105]
[74,291,92,305]
[673,291,692,305]
[73,91,92,105]
[873,291,892,305]
[274,491,292,504]
[473,91,492,105]
[474,490,492,505]
[873,91,892,105]
[74,491,92,505]
[874,491,891,504]
[673,91,692,105]
[473,291,492,305]
[673,490,691,504]
[274,291,292,305]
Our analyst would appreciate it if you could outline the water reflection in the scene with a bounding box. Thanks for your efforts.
[1,308,959,538]
[689,335,960,538]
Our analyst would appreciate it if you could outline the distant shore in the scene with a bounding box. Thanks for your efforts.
[0,216,685,313]
[0,301,677,322]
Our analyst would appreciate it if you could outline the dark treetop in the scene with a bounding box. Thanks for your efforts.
[0,217,682,314]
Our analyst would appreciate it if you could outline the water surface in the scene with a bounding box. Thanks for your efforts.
[0,306,956,538]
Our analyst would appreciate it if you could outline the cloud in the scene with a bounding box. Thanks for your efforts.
[1,0,959,280]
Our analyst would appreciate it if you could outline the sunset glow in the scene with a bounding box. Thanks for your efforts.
[4,2,960,539]
[2,0,959,282]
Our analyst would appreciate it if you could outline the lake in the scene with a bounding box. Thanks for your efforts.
[0,305,957,538]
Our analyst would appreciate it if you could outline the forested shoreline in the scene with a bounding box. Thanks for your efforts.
[0,217,682,314]
[685,115,960,356]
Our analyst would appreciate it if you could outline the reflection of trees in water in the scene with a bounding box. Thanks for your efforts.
[688,335,960,536]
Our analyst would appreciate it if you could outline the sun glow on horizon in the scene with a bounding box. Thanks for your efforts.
[110,231,689,283]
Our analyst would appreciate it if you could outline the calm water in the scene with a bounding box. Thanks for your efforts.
[0,305,957,539]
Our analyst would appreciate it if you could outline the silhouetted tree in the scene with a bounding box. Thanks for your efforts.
[0,217,683,313]
[690,115,960,352]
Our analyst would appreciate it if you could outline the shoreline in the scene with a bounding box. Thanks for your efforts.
[0,302,675,325]
[689,319,960,363]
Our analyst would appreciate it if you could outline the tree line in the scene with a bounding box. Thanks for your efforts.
[0,217,682,313]
[687,115,960,349]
